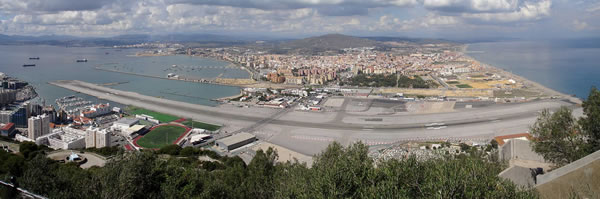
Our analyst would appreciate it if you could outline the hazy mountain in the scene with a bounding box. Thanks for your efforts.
[0,33,254,46]
[271,34,380,54]
[281,34,378,49]
[363,36,455,44]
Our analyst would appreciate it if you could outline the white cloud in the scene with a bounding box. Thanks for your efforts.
[462,0,551,22]
[424,0,519,12]
[587,4,600,12]
[573,19,588,31]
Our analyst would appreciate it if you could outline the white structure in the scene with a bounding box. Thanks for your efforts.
[190,134,211,145]
[28,114,50,140]
[215,132,256,152]
[111,118,139,132]
[135,114,159,124]
[36,127,86,150]
[85,127,111,148]
[80,103,111,118]
[123,125,145,139]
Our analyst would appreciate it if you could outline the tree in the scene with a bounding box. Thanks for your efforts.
[157,144,182,156]
[308,142,374,198]
[579,87,600,153]
[529,107,588,166]
[490,139,498,149]
[19,141,41,159]
[243,148,278,199]
[179,147,196,156]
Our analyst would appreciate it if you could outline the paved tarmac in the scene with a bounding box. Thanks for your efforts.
[50,80,582,155]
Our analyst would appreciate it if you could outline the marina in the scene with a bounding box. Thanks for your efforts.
[55,95,93,114]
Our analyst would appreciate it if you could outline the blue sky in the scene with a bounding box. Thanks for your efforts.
[0,0,598,39]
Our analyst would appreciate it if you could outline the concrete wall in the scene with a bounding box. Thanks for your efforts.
[536,150,600,199]
[498,165,536,187]
[500,139,545,162]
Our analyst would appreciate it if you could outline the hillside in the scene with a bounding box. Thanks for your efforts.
[274,34,380,54]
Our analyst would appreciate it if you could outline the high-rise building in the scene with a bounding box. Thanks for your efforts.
[85,127,110,148]
[28,114,50,140]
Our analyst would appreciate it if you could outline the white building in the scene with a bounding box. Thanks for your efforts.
[85,127,111,148]
[111,118,139,132]
[80,103,111,118]
[28,114,50,140]
[36,127,86,150]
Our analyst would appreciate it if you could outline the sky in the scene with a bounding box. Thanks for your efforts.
[0,0,598,39]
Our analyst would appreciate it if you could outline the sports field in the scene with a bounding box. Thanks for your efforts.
[135,125,188,149]
[181,120,221,131]
[126,106,179,123]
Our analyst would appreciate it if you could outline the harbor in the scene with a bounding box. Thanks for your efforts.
[55,95,93,114]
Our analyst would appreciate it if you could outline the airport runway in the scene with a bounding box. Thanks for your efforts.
[50,80,577,131]
[50,80,582,155]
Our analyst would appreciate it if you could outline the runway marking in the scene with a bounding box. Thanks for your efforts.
[291,135,335,142]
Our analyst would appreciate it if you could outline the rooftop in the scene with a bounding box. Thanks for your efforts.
[217,132,255,146]
[115,118,139,126]
[0,122,14,131]
[494,133,531,146]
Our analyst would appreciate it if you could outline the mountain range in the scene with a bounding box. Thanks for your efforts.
[0,33,455,50]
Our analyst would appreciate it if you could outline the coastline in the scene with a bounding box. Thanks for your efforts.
[463,44,582,104]
[215,89,244,101]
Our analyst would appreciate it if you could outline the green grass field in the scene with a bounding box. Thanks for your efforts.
[136,125,187,149]
[456,84,473,88]
[181,120,221,131]
[126,106,179,123]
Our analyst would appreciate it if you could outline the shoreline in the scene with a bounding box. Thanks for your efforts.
[463,44,582,104]
[215,90,244,101]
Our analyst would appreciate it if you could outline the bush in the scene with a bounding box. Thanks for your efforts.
[157,144,182,155]
[180,147,196,156]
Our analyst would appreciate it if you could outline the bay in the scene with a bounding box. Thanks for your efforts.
[0,45,245,107]
[467,41,600,99]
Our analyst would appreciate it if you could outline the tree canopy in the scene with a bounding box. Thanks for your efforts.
[0,141,537,198]
[530,87,600,167]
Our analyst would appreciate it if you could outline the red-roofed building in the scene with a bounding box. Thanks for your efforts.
[494,133,532,146]
[79,103,112,118]
[0,122,16,137]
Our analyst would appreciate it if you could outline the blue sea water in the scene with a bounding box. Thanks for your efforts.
[0,45,245,106]
[467,41,600,99]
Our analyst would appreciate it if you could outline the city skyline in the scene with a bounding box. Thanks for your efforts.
[0,0,598,39]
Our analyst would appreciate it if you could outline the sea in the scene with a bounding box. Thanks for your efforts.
[467,41,600,99]
[0,45,248,107]
[2,42,598,108]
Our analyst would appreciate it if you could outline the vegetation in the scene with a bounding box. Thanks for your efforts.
[530,87,600,167]
[181,120,221,131]
[455,84,473,88]
[136,125,187,149]
[126,106,180,123]
[397,75,436,88]
[348,74,437,88]
[84,146,123,157]
[348,74,397,87]
[0,141,538,198]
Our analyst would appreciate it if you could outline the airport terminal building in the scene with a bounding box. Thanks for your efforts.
[216,132,256,152]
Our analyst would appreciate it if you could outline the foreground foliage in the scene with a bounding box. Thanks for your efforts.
[530,87,600,167]
[0,141,536,199]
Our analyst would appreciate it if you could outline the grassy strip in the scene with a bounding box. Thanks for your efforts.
[181,120,221,131]
[126,106,179,123]
[456,84,473,88]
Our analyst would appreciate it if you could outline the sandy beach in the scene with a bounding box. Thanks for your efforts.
[462,45,582,104]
